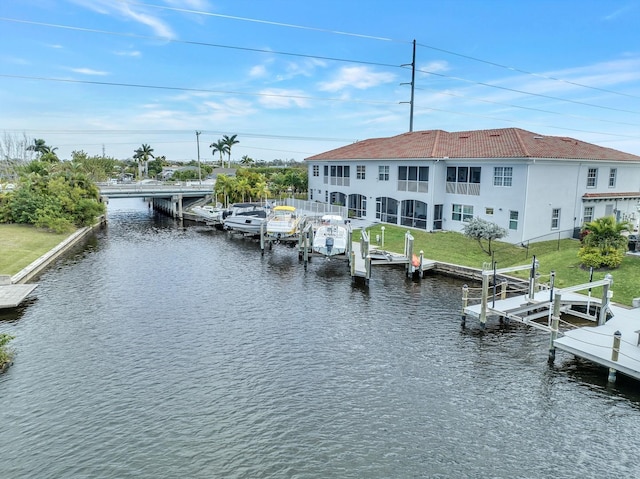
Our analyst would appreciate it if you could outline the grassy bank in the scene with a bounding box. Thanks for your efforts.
[0,224,70,276]
[360,224,640,307]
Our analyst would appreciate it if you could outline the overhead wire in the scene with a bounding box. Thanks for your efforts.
[0,4,639,150]
[1,15,638,120]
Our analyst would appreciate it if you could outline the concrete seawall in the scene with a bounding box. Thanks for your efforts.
[11,217,106,285]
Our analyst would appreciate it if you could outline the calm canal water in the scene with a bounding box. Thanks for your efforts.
[1,198,640,478]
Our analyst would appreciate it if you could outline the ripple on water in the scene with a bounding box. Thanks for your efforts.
[1,201,640,478]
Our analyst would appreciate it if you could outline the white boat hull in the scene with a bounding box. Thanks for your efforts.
[266,206,300,239]
[223,216,266,235]
[313,224,348,256]
[222,203,268,235]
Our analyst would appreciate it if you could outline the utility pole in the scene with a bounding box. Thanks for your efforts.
[195,130,202,184]
[400,39,416,132]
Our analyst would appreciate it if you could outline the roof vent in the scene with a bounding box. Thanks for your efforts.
[533,136,544,139]
[459,135,470,139]
[489,133,500,137]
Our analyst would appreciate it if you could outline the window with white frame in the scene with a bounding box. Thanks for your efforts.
[446,166,481,195]
[356,165,366,180]
[583,206,594,224]
[609,168,617,187]
[509,210,518,230]
[493,167,513,186]
[329,165,350,186]
[587,168,597,188]
[312,165,319,177]
[551,208,560,230]
[378,165,389,181]
[398,166,429,192]
[452,204,473,221]
[485,207,494,215]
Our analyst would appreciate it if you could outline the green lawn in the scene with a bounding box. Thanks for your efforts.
[0,224,70,276]
[359,224,640,306]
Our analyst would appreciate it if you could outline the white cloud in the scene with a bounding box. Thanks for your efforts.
[257,89,311,109]
[317,66,396,92]
[249,64,268,78]
[418,60,450,75]
[113,50,142,57]
[69,67,109,76]
[3,56,30,65]
[69,0,176,38]
[165,0,211,9]
[603,5,637,21]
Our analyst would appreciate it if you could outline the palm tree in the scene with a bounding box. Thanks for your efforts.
[210,140,229,168]
[27,139,59,161]
[26,138,48,156]
[240,155,254,166]
[582,216,630,251]
[213,174,235,205]
[133,144,154,180]
[222,134,239,168]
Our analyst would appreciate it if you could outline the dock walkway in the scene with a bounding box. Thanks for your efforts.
[0,283,38,309]
[554,305,640,380]
[463,283,640,381]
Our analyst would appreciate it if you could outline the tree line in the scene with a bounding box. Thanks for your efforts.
[0,135,309,231]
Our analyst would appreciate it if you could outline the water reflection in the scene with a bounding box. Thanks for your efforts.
[1,198,640,478]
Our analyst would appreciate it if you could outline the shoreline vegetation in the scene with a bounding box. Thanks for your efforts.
[1,221,639,306]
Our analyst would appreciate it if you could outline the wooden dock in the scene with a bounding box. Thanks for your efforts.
[554,305,640,381]
[462,270,640,382]
[350,240,435,284]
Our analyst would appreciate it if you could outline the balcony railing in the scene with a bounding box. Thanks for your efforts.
[445,182,480,196]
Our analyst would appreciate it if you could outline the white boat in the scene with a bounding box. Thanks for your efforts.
[266,205,301,240]
[313,215,349,257]
[191,203,224,224]
[222,203,268,235]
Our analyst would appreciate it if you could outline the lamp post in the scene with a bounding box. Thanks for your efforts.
[195,131,202,185]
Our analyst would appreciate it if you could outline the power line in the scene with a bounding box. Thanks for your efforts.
[415,41,640,101]
[2,16,637,118]
[0,73,400,106]
[0,18,403,70]
[1,8,639,147]
[413,66,640,116]
[122,1,640,101]
[413,86,640,128]
[127,1,409,44]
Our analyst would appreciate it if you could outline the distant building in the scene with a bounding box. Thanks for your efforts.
[305,128,640,243]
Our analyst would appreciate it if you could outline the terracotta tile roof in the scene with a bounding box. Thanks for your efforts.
[306,128,640,161]
[583,192,640,199]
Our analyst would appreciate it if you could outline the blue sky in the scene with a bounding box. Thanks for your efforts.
[1,0,640,163]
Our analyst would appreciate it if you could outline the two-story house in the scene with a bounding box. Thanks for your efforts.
[305,128,640,244]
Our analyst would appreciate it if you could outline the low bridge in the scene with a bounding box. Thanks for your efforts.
[98,182,213,218]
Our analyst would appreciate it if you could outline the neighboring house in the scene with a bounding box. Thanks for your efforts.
[305,128,640,244]
[208,167,237,179]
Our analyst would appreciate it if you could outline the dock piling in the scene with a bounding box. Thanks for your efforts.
[608,330,622,382]
[548,292,562,363]
[461,284,468,328]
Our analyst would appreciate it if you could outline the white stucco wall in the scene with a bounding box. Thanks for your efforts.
[307,157,640,243]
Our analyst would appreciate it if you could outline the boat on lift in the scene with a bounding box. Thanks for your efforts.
[191,203,225,224]
[222,203,268,235]
[312,214,349,257]
[266,205,301,240]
